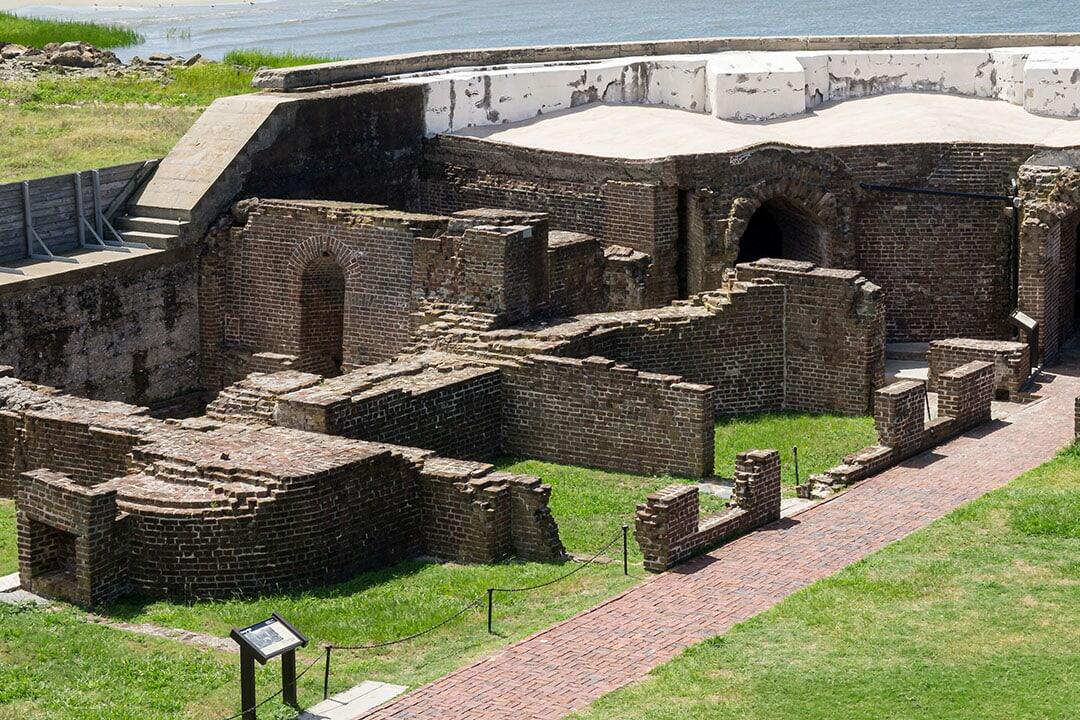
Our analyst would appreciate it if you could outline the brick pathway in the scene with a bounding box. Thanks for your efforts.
[361,359,1080,720]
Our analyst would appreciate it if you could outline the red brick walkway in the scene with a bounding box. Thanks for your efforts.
[361,360,1080,720]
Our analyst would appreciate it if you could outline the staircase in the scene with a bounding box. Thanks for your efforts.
[112,212,189,249]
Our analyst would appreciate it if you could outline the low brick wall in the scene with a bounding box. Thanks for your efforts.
[16,469,130,607]
[804,361,994,497]
[928,338,1030,401]
[5,376,566,603]
[421,457,564,564]
[502,355,715,477]
[635,449,782,572]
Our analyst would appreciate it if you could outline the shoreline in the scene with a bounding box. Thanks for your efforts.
[1,0,253,10]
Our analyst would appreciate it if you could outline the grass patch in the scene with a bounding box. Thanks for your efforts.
[574,444,1080,720]
[0,412,874,718]
[0,11,142,49]
[0,104,202,183]
[715,411,878,492]
[0,500,14,576]
[0,64,256,109]
[223,48,342,71]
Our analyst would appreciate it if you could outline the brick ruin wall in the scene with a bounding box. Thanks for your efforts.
[737,259,886,414]
[0,250,199,406]
[2,376,563,604]
[501,355,715,477]
[266,359,503,461]
[635,449,782,572]
[927,338,1031,401]
[555,283,788,416]
[419,138,1028,343]
[804,360,995,497]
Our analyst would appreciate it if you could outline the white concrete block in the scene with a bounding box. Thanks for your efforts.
[707,53,806,121]
[1024,55,1080,118]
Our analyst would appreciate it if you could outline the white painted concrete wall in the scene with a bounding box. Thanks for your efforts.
[396,45,1080,135]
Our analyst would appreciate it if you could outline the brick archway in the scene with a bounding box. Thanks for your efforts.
[723,179,846,268]
[286,236,363,372]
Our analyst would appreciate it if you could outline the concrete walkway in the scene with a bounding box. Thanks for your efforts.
[360,356,1080,720]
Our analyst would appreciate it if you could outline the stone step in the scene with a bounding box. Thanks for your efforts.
[115,215,189,235]
[125,203,192,222]
[119,229,178,249]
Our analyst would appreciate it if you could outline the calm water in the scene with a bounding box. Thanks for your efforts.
[16,0,1080,62]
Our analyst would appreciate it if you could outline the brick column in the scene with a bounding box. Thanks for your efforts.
[733,449,782,524]
[937,360,994,431]
[634,485,699,573]
[874,381,926,455]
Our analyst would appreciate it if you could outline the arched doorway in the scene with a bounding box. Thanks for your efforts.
[736,197,825,265]
[298,254,345,376]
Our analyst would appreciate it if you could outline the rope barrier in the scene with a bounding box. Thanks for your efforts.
[490,530,624,594]
[328,596,485,652]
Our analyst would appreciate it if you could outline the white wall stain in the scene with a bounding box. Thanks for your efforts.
[395,46,1080,135]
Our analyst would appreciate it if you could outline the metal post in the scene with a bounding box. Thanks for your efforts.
[22,181,33,260]
[925,387,933,421]
[487,589,494,634]
[622,524,629,576]
[74,173,86,248]
[323,646,331,701]
[239,647,257,720]
[793,446,800,487]
[92,169,104,241]
[282,649,298,709]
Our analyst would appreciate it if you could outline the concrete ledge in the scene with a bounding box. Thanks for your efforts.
[252,33,1080,91]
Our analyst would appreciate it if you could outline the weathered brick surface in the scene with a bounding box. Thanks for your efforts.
[502,355,715,477]
[547,231,606,315]
[420,137,1027,342]
[275,355,502,460]
[0,250,199,405]
[928,338,1030,401]
[361,354,1080,720]
[635,449,781,572]
[738,259,885,414]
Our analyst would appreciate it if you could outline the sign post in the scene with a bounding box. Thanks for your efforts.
[230,613,308,719]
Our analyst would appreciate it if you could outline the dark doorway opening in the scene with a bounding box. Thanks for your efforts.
[736,197,824,265]
[299,254,346,376]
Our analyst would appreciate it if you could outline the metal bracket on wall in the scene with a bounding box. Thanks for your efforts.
[75,171,149,252]
[23,181,77,264]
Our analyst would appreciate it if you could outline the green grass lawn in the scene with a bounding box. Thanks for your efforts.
[0,412,874,719]
[0,500,14,576]
[0,11,142,49]
[716,412,877,493]
[574,444,1080,720]
[0,48,338,183]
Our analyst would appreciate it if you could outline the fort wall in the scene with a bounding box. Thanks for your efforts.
[0,250,200,406]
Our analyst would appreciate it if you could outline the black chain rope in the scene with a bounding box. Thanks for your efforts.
[217,652,323,720]
[490,530,623,594]
[329,595,485,652]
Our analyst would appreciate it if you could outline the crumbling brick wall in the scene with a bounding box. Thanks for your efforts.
[635,449,781,572]
[420,458,564,564]
[17,469,131,607]
[5,376,564,602]
[275,359,503,460]
[559,283,787,416]
[548,231,606,315]
[806,361,995,497]
[501,355,715,477]
[737,259,886,414]
[928,338,1030,401]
